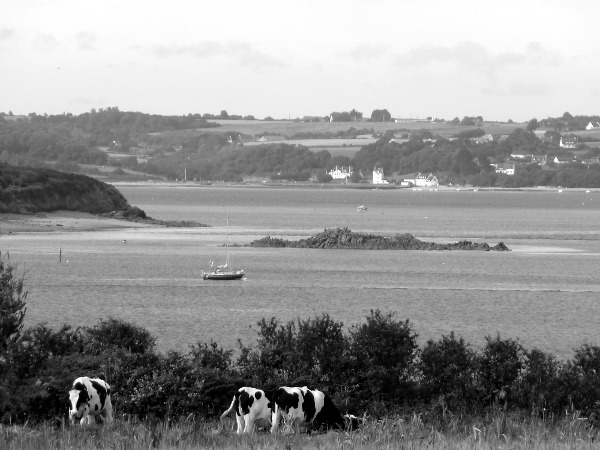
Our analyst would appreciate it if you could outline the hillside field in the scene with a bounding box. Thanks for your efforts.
[208,119,524,139]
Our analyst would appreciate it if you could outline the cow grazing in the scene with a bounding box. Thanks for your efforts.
[271,386,355,433]
[220,387,274,434]
[68,377,113,425]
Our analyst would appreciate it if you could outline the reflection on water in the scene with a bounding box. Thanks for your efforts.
[2,186,600,360]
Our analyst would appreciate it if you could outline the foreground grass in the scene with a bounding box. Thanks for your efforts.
[1,412,598,449]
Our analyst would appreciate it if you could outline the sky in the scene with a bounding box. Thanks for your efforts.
[2,0,600,122]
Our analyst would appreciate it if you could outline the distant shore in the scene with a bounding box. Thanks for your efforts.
[108,180,596,192]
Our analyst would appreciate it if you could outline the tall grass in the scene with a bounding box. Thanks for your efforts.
[2,411,597,449]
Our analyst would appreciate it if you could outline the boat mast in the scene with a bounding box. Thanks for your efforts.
[225,215,229,267]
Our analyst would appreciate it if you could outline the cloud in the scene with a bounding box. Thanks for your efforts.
[0,28,15,40]
[342,43,388,60]
[395,41,561,77]
[76,32,96,51]
[34,34,59,52]
[508,81,552,97]
[152,41,286,69]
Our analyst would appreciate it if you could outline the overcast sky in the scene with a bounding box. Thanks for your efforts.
[2,0,599,121]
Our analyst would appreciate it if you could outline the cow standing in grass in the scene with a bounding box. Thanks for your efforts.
[68,376,113,425]
[220,387,274,434]
[271,386,361,433]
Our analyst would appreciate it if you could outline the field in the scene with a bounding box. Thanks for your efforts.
[209,119,523,139]
[2,411,597,449]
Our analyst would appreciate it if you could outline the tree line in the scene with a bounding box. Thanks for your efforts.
[1,257,599,425]
[2,108,600,187]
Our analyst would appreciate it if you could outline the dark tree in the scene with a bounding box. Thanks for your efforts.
[370,109,392,122]
[526,118,539,132]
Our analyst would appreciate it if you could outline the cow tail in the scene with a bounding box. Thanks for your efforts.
[220,395,238,421]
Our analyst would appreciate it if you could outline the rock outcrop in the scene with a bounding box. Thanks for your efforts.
[250,227,510,251]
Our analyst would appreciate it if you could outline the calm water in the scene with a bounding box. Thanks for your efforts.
[2,185,600,360]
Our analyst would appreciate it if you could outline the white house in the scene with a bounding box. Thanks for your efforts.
[491,163,515,175]
[554,155,574,164]
[472,134,494,144]
[401,173,439,187]
[372,167,389,184]
[560,136,577,148]
[328,165,353,180]
[415,173,439,187]
[586,121,600,130]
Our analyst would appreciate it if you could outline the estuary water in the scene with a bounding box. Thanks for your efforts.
[3,185,600,360]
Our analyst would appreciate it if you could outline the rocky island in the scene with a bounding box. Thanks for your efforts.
[250,227,510,251]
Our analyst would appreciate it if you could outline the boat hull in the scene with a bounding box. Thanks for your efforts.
[203,271,245,280]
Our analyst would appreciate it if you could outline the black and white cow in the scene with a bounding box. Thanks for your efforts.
[220,387,274,434]
[68,376,113,425]
[271,386,360,433]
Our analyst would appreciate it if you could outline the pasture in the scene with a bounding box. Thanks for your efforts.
[208,119,523,139]
[2,411,597,449]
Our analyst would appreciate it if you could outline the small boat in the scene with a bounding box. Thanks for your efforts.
[203,216,245,280]
[203,265,245,280]
[357,205,367,212]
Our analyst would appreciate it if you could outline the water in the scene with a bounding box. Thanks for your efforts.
[2,186,599,360]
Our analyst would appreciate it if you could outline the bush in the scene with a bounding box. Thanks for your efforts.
[478,334,525,407]
[83,317,156,354]
[420,332,478,412]
[347,310,419,410]
[513,348,562,413]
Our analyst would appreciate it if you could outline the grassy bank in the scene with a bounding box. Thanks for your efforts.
[2,411,597,449]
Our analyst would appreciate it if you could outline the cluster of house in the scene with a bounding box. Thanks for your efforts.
[327,166,439,187]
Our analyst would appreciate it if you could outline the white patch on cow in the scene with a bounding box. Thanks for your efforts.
[68,376,113,426]
[220,387,272,434]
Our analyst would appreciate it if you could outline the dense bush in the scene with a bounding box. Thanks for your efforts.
[420,332,478,412]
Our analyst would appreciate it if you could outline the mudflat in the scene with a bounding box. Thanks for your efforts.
[0,211,153,234]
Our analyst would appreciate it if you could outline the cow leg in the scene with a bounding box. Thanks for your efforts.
[271,406,281,434]
[235,414,244,434]
[244,416,255,434]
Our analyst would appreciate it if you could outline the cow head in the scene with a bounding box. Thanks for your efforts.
[68,386,90,424]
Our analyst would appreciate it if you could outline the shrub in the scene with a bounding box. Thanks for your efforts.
[347,310,419,410]
[564,344,600,417]
[420,331,478,412]
[477,334,525,408]
[189,341,233,371]
[514,347,563,413]
[83,317,156,354]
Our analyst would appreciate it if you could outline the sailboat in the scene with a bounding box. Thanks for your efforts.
[202,216,245,280]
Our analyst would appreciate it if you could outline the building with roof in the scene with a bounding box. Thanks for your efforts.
[491,163,515,175]
[328,166,353,180]
[401,173,439,187]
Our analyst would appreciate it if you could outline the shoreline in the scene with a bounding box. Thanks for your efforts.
[0,211,154,234]
[108,180,597,192]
